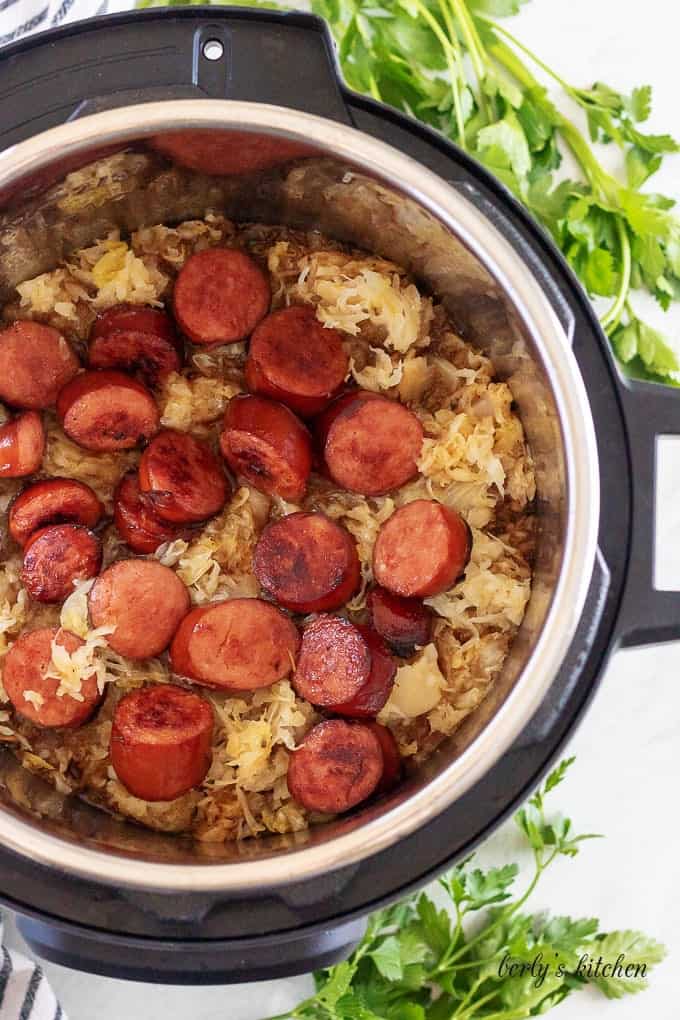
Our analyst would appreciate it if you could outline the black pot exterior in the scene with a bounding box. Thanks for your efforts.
[0,7,677,984]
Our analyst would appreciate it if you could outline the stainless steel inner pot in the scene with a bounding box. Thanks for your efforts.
[0,101,599,892]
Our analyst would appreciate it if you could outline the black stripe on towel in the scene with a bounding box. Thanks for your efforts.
[19,965,44,1020]
[0,5,48,46]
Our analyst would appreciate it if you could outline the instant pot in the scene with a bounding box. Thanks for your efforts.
[0,7,678,985]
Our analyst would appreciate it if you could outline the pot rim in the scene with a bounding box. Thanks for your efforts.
[0,100,600,892]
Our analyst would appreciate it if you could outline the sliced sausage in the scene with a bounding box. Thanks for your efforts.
[333,625,396,718]
[151,130,313,175]
[220,395,312,502]
[373,499,472,598]
[173,248,270,345]
[139,429,230,524]
[293,616,371,707]
[246,306,348,417]
[89,329,182,386]
[91,305,178,344]
[170,598,300,691]
[0,411,45,478]
[3,627,104,728]
[56,370,159,452]
[113,472,184,554]
[21,524,102,603]
[253,511,360,613]
[9,478,103,548]
[367,586,433,656]
[89,560,190,660]
[320,391,423,495]
[365,722,401,795]
[110,684,214,802]
[287,719,383,814]
[0,321,79,409]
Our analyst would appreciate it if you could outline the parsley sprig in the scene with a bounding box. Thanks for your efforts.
[263,758,665,1020]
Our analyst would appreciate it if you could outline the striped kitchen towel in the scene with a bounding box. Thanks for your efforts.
[0,918,66,1020]
[0,0,108,48]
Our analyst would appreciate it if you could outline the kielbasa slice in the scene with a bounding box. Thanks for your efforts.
[21,524,102,603]
[245,306,348,417]
[0,321,79,410]
[89,560,190,660]
[151,130,313,175]
[91,305,178,344]
[3,627,104,728]
[9,477,103,548]
[220,394,312,502]
[113,472,184,554]
[365,722,401,795]
[110,684,214,802]
[367,586,433,656]
[293,616,371,707]
[253,511,360,613]
[170,598,300,691]
[56,370,159,452]
[139,429,230,524]
[321,391,423,495]
[373,499,472,598]
[287,719,383,814]
[333,625,396,718]
[0,412,45,478]
[89,329,182,386]
[173,248,270,345]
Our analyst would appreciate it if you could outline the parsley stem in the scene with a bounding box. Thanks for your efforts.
[600,219,632,333]
[411,0,468,149]
[481,17,573,97]
[453,987,504,1019]
[448,0,490,122]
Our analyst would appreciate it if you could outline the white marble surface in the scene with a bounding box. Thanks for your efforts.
[5,0,680,1017]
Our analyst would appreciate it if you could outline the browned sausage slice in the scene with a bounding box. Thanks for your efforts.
[139,429,230,524]
[333,625,396,718]
[253,511,360,613]
[321,392,423,495]
[0,412,45,478]
[3,627,104,728]
[287,719,383,814]
[21,524,102,603]
[0,322,79,409]
[89,329,182,386]
[173,248,271,345]
[113,472,184,554]
[56,370,159,452]
[245,306,348,417]
[91,305,178,344]
[293,616,371,707]
[170,598,300,691]
[365,722,401,794]
[373,499,472,598]
[9,478,103,548]
[89,560,190,660]
[220,394,312,502]
[110,685,214,801]
[367,586,433,656]
[151,130,313,175]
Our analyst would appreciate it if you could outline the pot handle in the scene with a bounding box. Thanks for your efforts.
[617,378,680,646]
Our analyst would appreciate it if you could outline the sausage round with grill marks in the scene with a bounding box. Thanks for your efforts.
[173,248,270,345]
[220,394,312,502]
[319,391,424,495]
[151,131,313,175]
[89,560,190,660]
[91,305,178,344]
[170,598,300,691]
[56,370,159,451]
[333,625,396,718]
[139,429,230,524]
[3,627,104,728]
[0,412,45,478]
[0,322,79,409]
[8,478,103,548]
[253,511,360,613]
[245,306,348,417]
[292,616,371,708]
[367,586,433,656]
[110,684,214,802]
[113,472,184,554]
[287,719,383,814]
[373,499,472,598]
[88,329,182,386]
[21,524,102,603]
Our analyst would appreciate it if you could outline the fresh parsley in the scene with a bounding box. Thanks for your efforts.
[262,758,665,1020]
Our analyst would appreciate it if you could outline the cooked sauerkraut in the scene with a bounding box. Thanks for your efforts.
[0,214,535,842]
